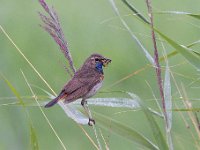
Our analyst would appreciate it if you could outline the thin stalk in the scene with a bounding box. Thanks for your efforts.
[145,0,168,125]
[21,71,67,150]
[122,0,150,24]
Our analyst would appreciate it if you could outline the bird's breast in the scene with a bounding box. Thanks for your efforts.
[85,80,103,98]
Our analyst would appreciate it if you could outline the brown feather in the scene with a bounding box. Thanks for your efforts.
[45,53,110,107]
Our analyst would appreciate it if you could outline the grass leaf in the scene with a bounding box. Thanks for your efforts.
[94,111,158,150]
[156,11,200,20]
[2,75,39,149]
[121,0,150,24]
[164,62,172,130]
[159,40,200,62]
[109,0,155,66]
[155,30,200,70]
[79,97,140,108]
[120,3,200,62]
[30,124,39,150]
[58,101,88,125]
[173,108,200,111]
[128,92,168,150]
[163,55,173,150]
[1,75,25,106]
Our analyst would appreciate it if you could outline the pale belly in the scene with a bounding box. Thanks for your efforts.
[85,81,103,98]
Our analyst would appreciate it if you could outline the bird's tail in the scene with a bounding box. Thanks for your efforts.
[45,97,60,108]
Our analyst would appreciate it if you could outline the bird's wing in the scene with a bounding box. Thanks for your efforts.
[62,69,102,103]
[63,69,95,93]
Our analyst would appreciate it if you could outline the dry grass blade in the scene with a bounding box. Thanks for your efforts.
[171,72,200,149]
[181,83,200,140]
[107,65,149,88]
[78,124,99,150]
[99,129,110,150]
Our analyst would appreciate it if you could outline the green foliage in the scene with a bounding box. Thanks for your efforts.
[1,0,200,150]
[1,75,39,150]
[156,29,200,70]
[128,93,168,150]
[30,124,39,150]
[94,111,158,150]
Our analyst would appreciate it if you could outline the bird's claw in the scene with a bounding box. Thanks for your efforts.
[88,118,95,126]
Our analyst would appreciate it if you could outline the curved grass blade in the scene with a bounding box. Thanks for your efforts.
[163,53,173,150]
[156,30,200,70]
[1,75,25,106]
[3,96,162,118]
[58,101,88,125]
[30,124,39,150]
[159,40,200,62]
[121,0,150,24]
[2,75,39,150]
[94,111,158,150]
[155,11,200,20]
[128,92,168,150]
[173,108,200,111]
[164,61,172,131]
[73,98,162,118]
[76,98,140,108]
[109,0,155,66]
[121,3,200,61]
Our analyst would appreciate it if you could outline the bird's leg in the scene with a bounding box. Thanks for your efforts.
[81,99,95,126]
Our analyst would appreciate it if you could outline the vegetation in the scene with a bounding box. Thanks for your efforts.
[1,0,200,149]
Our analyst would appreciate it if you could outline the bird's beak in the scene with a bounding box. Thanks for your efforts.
[102,58,111,67]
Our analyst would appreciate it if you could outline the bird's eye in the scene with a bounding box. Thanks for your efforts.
[95,58,99,62]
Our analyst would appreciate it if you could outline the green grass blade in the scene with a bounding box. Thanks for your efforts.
[21,71,67,150]
[128,93,168,150]
[155,11,200,20]
[121,0,150,24]
[164,59,172,131]
[189,14,200,20]
[163,57,173,150]
[1,75,25,107]
[122,4,200,61]
[94,112,158,150]
[173,108,200,111]
[109,0,155,66]
[2,75,39,149]
[156,30,200,70]
[30,124,39,150]
[159,40,200,62]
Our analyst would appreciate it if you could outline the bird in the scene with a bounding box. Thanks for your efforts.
[45,53,111,126]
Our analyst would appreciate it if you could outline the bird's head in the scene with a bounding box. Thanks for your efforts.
[83,53,111,72]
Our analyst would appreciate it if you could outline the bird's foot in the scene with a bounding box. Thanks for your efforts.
[81,100,87,106]
[88,118,95,126]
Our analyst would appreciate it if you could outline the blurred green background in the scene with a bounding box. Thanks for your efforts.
[1,0,200,149]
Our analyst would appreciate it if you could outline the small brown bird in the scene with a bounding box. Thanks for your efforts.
[45,53,111,125]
